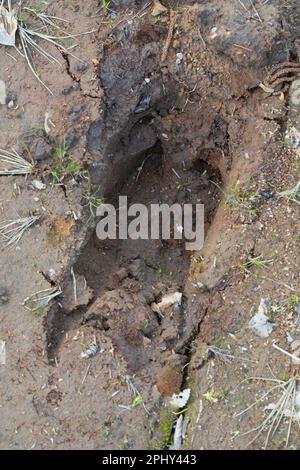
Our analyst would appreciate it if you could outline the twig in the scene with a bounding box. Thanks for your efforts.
[208,345,254,364]
[196,399,203,424]
[81,363,91,386]
[237,0,249,12]
[277,181,300,205]
[243,268,298,293]
[272,343,300,364]
[70,266,77,304]
[198,28,206,49]
[136,154,152,182]
[233,43,252,52]
[161,10,177,63]
[249,0,262,22]
[172,168,181,179]
[5,50,17,61]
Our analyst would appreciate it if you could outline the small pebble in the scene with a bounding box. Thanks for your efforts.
[47,268,58,283]
[287,333,294,344]
[260,190,273,199]
[76,62,88,72]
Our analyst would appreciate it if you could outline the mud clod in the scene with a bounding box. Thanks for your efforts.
[157,355,186,398]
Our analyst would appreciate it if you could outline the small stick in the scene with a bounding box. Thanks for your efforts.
[249,0,262,22]
[233,43,252,52]
[196,399,203,424]
[81,364,91,386]
[25,366,37,382]
[161,10,177,63]
[237,0,249,12]
[5,51,17,61]
[136,154,152,182]
[198,28,206,49]
[243,268,298,293]
[273,343,300,364]
[70,266,77,304]
[172,168,181,179]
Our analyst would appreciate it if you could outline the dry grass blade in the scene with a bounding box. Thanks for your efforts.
[208,345,254,364]
[238,376,300,448]
[17,22,95,93]
[0,215,40,246]
[20,27,62,65]
[23,7,70,31]
[234,381,285,418]
[19,26,76,57]
[262,379,295,448]
[18,26,55,95]
[23,286,62,314]
[0,148,33,175]
[0,0,18,46]
[123,375,150,414]
[278,181,300,205]
[1,2,95,93]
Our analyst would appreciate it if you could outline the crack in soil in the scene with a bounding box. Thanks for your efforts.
[61,50,82,90]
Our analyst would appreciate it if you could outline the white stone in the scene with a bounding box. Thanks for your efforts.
[151,0,167,17]
[248,298,276,338]
[170,388,191,410]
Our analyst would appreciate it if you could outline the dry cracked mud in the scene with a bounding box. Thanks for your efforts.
[0,0,300,450]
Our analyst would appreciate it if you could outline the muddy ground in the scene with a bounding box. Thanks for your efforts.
[0,0,300,450]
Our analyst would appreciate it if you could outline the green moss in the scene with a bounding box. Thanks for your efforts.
[150,408,175,450]
[160,408,175,449]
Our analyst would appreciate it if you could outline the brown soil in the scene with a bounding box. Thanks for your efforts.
[0,0,299,450]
